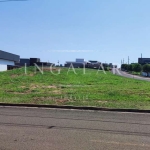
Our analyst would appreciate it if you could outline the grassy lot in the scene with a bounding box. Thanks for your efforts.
[0,67,150,109]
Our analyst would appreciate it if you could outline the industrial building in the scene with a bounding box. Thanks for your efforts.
[64,59,103,69]
[64,59,87,68]
[0,50,20,71]
[138,58,150,65]
[16,58,54,67]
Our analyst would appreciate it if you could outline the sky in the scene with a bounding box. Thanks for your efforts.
[0,0,150,66]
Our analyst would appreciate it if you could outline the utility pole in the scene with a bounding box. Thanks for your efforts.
[123,59,124,64]
[128,56,129,65]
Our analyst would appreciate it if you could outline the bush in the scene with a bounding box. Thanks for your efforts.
[128,64,133,72]
[143,64,150,73]
[104,67,109,71]
[121,64,129,71]
[132,63,142,73]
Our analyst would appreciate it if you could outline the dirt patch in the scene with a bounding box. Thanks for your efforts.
[11,92,27,95]
[30,85,39,90]
[11,74,20,78]
[29,84,57,90]
[20,86,26,88]
[43,68,61,71]
[52,90,61,94]
[42,85,57,89]
[97,100,108,103]
[33,96,70,104]
[55,99,68,103]
[30,85,60,93]
[28,73,35,77]
[7,84,61,95]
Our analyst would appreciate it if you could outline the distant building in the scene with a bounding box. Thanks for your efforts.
[87,60,101,69]
[30,58,40,66]
[16,58,55,67]
[64,59,102,69]
[138,58,150,65]
[16,58,30,66]
[88,60,100,64]
[0,50,20,71]
[65,58,87,68]
[76,58,85,63]
[108,63,113,68]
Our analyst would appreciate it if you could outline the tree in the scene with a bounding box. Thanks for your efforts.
[128,64,133,72]
[133,63,142,73]
[121,64,124,70]
[121,64,129,71]
[143,64,150,74]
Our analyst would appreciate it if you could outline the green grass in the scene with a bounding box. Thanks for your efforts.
[0,67,150,109]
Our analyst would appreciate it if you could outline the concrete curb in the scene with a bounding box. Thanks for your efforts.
[0,103,150,113]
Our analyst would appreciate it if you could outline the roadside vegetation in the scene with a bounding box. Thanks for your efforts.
[121,63,150,75]
[0,67,150,109]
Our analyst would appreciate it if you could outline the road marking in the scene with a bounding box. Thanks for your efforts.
[90,140,150,147]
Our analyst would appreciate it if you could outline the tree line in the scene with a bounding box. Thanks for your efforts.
[121,63,150,74]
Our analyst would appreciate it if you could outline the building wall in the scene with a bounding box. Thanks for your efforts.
[138,58,150,64]
[0,64,7,71]
[0,59,14,71]
[18,59,30,66]
[30,58,40,66]
[76,59,85,63]
[65,62,85,68]
[0,59,14,65]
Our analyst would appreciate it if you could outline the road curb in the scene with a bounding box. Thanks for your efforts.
[0,103,150,113]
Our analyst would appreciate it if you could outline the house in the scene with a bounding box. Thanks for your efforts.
[0,50,20,71]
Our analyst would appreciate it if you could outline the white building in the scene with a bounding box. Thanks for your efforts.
[0,50,20,71]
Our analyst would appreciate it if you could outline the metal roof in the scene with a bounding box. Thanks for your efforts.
[0,50,20,62]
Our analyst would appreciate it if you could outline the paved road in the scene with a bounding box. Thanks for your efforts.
[0,107,150,150]
[112,68,150,81]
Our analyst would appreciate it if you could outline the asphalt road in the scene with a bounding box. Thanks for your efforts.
[112,68,150,81]
[0,107,150,150]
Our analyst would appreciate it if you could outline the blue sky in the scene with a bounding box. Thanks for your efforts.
[0,0,150,66]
